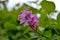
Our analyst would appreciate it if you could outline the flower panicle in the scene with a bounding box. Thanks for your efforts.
[18,9,40,31]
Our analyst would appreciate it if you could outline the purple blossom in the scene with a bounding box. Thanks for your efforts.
[18,9,39,31]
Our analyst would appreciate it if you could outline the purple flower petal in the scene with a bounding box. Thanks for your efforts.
[18,9,39,27]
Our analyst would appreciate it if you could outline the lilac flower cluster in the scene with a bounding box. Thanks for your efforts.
[18,9,39,27]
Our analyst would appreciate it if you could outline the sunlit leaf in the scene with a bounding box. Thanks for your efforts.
[40,1,55,14]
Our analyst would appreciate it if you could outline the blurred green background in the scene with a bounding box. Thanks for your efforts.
[0,0,60,40]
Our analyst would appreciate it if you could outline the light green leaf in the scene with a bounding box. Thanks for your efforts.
[40,1,55,14]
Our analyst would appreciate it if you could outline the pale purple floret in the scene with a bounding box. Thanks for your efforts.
[18,9,39,27]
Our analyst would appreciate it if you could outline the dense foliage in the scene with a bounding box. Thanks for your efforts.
[0,0,60,40]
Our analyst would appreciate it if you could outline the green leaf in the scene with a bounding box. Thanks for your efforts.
[56,29,60,36]
[47,19,58,29]
[43,30,52,38]
[40,14,49,27]
[40,1,55,14]
[38,27,45,32]
[4,22,17,31]
[11,35,17,40]
[40,8,48,14]
[0,36,9,40]
[23,27,31,35]
[29,32,39,38]
[57,13,60,22]
[0,28,5,35]
[57,13,60,29]
[51,34,60,40]
[6,14,18,25]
